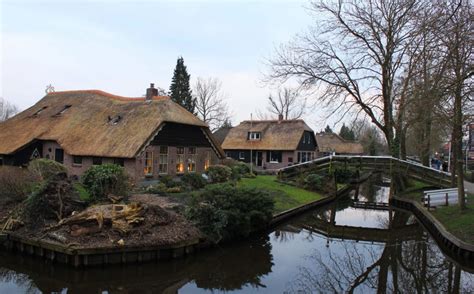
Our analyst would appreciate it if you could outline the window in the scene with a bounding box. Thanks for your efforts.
[188,147,196,154]
[33,106,48,116]
[55,105,71,116]
[248,132,261,140]
[176,147,185,173]
[108,115,123,125]
[303,133,311,144]
[159,146,168,174]
[144,151,153,176]
[73,156,83,165]
[0,157,3,166]
[288,157,293,163]
[92,157,102,165]
[114,158,124,166]
[188,155,196,172]
[297,151,314,163]
[204,151,211,170]
[239,152,245,160]
[269,151,282,163]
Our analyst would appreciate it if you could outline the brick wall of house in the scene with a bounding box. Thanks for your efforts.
[137,145,216,179]
[39,141,218,181]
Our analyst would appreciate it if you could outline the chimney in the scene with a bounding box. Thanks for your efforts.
[146,83,158,101]
[278,114,284,122]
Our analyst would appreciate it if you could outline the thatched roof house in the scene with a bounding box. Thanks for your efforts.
[220,119,317,170]
[0,85,224,179]
[315,132,364,155]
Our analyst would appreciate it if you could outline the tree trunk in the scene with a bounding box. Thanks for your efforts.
[453,90,466,209]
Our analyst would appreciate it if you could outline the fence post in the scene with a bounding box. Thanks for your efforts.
[446,192,449,206]
[428,194,431,208]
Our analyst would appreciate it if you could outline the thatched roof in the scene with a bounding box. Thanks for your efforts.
[221,119,315,151]
[212,126,232,145]
[315,132,364,154]
[0,90,224,158]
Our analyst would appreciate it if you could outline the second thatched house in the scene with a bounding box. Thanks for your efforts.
[219,117,318,170]
[315,132,364,156]
[0,84,224,180]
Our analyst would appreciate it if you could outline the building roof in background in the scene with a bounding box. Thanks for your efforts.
[213,126,233,146]
[221,119,314,151]
[315,132,364,154]
[0,90,224,158]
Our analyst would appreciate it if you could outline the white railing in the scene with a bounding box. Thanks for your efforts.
[422,188,467,207]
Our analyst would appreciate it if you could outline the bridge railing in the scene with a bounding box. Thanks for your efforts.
[278,155,453,187]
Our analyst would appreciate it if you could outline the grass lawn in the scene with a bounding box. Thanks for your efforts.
[431,203,474,244]
[398,180,433,201]
[238,175,324,213]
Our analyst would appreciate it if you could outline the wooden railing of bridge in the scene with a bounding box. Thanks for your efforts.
[278,155,452,188]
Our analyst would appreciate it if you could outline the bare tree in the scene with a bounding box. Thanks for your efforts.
[193,77,231,131]
[437,0,473,209]
[266,87,306,120]
[268,0,422,157]
[0,98,19,122]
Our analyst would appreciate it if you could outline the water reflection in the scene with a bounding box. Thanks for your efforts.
[0,178,473,293]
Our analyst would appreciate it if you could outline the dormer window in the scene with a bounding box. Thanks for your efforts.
[248,132,261,140]
[54,105,71,116]
[33,106,48,116]
[108,115,123,125]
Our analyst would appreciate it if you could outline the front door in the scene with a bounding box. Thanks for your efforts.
[256,151,263,167]
[55,148,64,164]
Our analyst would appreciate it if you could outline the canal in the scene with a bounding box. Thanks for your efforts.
[0,179,473,293]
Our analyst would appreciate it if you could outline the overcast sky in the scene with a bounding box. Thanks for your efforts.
[1,0,339,132]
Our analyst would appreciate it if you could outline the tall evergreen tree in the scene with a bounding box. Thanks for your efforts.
[169,57,195,113]
[339,123,355,140]
[324,125,333,133]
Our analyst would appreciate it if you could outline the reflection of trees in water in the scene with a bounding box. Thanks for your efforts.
[0,236,274,293]
[193,236,273,291]
[0,268,38,294]
[286,212,474,293]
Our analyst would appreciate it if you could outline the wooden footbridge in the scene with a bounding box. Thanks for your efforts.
[278,155,452,188]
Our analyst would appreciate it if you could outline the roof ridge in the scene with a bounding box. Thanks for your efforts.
[47,90,170,102]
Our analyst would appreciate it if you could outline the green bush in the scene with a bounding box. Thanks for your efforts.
[334,168,357,183]
[82,164,129,201]
[186,183,274,243]
[206,165,232,183]
[304,173,324,191]
[181,173,206,189]
[0,166,37,203]
[145,183,167,194]
[232,162,250,175]
[73,182,91,201]
[159,175,178,188]
[28,159,67,181]
[166,187,182,193]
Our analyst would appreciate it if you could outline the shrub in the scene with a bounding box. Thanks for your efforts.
[28,159,67,181]
[145,183,167,194]
[0,166,36,203]
[181,173,206,189]
[206,165,232,183]
[232,162,250,175]
[186,183,274,243]
[82,164,129,201]
[73,182,91,201]
[304,173,324,191]
[166,187,182,193]
[159,175,178,188]
[334,168,358,183]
